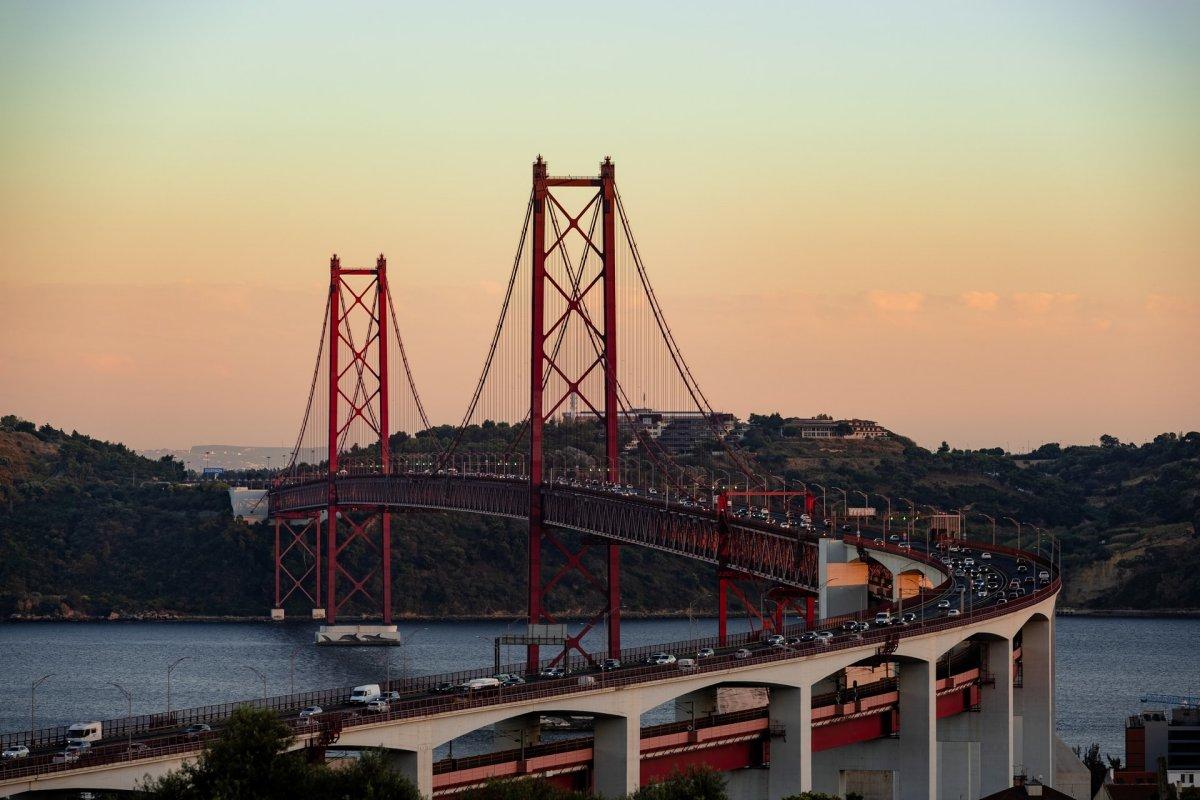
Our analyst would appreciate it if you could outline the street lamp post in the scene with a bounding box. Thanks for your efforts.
[1003,517,1023,552]
[167,657,190,719]
[31,674,53,746]
[875,493,892,537]
[289,646,302,695]
[977,512,997,546]
[898,497,916,539]
[810,483,827,521]
[108,682,132,753]
[244,666,267,701]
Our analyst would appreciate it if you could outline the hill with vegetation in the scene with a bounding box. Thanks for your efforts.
[0,414,1196,620]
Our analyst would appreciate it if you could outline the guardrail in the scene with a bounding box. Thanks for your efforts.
[0,535,1054,784]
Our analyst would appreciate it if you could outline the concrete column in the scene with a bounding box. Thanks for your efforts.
[494,713,541,752]
[819,539,868,619]
[980,637,1014,794]
[593,714,638,797]
[1021,617,1054,785]
[673,687,718,723]
[768,683,812,799]
[388,747,433,797]
[898,659,936,800]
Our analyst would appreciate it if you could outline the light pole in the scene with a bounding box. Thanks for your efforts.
[851,490,869,534]
[167,657,190,719]
[875,493,892,538]
[1003,517,1023,552]
[31,674,53,745]
[898,497,916,539]
[108,682,132,753]
[289,646,302,695]
[244,666,267,701]
[976,512,997,546]
[810,482,827,521]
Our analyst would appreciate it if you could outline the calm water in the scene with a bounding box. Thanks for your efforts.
[0,617,1196,759]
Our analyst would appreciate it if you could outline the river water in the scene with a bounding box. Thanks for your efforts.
[0,616,1196,760]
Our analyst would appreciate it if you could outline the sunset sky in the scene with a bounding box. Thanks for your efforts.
[1,1,1197,451]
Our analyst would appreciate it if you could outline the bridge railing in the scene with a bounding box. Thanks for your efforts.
[0,535,1056,760]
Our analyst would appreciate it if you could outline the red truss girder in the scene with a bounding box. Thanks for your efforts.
[274,514,322,608]
[324,254,392,626]
[273,476,821,593]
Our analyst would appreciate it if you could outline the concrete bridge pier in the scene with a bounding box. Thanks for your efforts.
[673,687,719,723]
[898,659,937,800]
[980,637,1015,794]
[818,539,868,619]
[382,747,433,797]
[1020,616,1055,785]
[593,702,639,797]
[767,682,812,799]
[493,713,542,752]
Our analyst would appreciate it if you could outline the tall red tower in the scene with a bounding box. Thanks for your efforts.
[320,254,396,639]
[527,157,622,669]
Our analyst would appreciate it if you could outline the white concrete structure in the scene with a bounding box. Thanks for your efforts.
[1,591,1060,800]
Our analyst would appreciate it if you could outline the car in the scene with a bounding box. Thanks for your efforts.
[963,558,975,566]
[676,658,698,670]
[1039,570,1050,580]
[1,745,30,760]
[799,632,818,642]
[696,647,715,659]
[650,652,676,665]
[365,699,389,713]
[600,659,621,671]
[889,534,900,541]
[379,690,402,702]
[1017,564,1028,573]
[785,636,802,646]
[874,612,893,626]
[902,612,917,623]
[433,682,456,694]
[937,599,952,609]
[766,634,785,647]
[502,676,526,687]
[733,648,753,659]
[947,608,961,616]
[981,552,992,560]
[874,537,885,545]
[815,631,834,643]
[52,750,80,764]
[996,597,1008,604]
[299,705,323,719]
[841,620,858,632]
[126,742,149,755]
[539,667,567,678]
[185,724,212,738]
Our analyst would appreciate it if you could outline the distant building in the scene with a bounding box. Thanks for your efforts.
[1108,704,1200,791]
[621,408,737,454]
[789,417,889,440]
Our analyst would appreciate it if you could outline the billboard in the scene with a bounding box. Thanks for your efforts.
[847,507,876,518]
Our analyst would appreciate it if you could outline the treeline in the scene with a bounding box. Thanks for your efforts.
[1,413,1197,618]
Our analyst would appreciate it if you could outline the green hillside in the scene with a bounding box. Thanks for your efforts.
[0,414,1196,619]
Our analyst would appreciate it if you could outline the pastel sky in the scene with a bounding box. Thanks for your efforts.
[1,1,1197,451]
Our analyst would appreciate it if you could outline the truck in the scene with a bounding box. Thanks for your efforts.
[66,721,103,745]
[348,684,381,704]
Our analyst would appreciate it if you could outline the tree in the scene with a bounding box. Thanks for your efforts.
[1073,742,1111,798]
[780,793,844,800]
[1100,434,1121,448]
[627,766,728,800]
[937,441,950,455]
[140,707,420,800]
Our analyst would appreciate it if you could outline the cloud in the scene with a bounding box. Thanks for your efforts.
[1145,293,1200,316]
[1011,292,1079,314]
[868,291,924,313]
[960,291,999,311]
[80,353,135,374]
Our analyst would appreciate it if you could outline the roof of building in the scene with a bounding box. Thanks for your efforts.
[1098,784,1159,800]
[978,782,1078,800]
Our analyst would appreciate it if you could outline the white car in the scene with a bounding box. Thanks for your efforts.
[733,648,753,660]
[650,652,676,665]
[766,634,785,647]
[937,599,952,609]
[52,750,80,764]
[815,631,834,643]
[696,647,715,658]
[299,706,323,719]
[1,745,29,760]
[365,699,389,713]
[981,552,992,560]
[947,608,962,616]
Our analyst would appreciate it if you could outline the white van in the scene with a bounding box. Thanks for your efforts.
[461,677,501,692]
[676,658,697,671]
[66,722,103,745]
[349,684,381,704]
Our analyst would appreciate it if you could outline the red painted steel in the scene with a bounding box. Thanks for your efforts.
[527,158,623,668]
[324,254,393,625]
